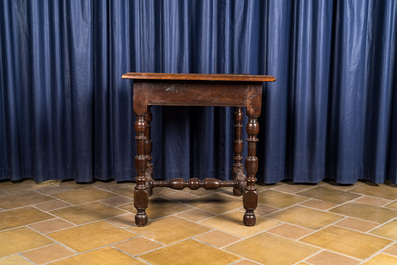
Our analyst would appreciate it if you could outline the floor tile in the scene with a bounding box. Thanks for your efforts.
[106,213,135,228]
[200,210,280,237]
[251,203,279,216]
[256,183,282,191]
[301,226,392,260]
[225,232,319,265]
[0,180,36,194]
[306,250,361,265]
[184,193,243,214]
[49,247,145,265]
[52,187,117,204]
[233,260,261,265]
[22,244,75,264]
[384,243,397,256]
[50,202,127,225]
[100,196,134,207]
[57,181,91,189]
[114,237,162,256]
[48,221,136,252]
[114,187,135,198]
[271,183,313,193]
[370,220,397,240]
[0,191,53,209]
[0,207,53,230]
[334,218,379,232]
[0,255,34,265]
[299,199,337,210]
[258,190,308,208]
[320,181,360,191]
[4,179,397,265]
[176,208,216,222]
[121,197,192,219]
[93,181,134,191]
[34,200,72,211]
[268,223,313,240]
[159,190,199,201]
[385,201,397,209]
[362,253,397,265]
[129,216,209,244]
[195,230,241,247]
[33,186,75,195]
[29,218,75,234]
[152,187,181,196]
[0,190,8,197]
[330,203,397,223]
[183,188,220,196]
[268,206,343,230]
[353,195,391,207]
[349,184,397,200]
[33,180,85,195]
[0,227,54,257]
[297,186,360,204]
[32,180,63,191]
[139,239,239,265]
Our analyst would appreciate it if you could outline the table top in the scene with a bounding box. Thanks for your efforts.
[122,72,276,82]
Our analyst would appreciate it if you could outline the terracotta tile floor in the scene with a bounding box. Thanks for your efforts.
[1,179,397,264]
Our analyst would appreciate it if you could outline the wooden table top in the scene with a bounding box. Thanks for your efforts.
[122,72,276,82]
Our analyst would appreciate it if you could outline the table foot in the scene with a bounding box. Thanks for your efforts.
[243,212,256,226]
[135,211,148,227]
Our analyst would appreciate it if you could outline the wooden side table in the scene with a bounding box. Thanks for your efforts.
[122,73,276,227]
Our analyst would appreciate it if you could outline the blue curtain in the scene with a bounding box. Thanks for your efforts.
[1,0,396,184]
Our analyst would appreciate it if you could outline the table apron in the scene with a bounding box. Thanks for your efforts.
[133,81,262,109]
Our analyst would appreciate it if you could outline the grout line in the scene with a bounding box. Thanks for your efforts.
[18,253,38,265]
[360,240,397,264]
[0,253,37,264]
[2,180,397,265]
[298,248,364,264]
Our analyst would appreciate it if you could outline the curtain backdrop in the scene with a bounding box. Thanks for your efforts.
[1,0,396,184]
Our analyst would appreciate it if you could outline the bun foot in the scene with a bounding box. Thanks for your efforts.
[243,213,256,226]
[135,212,148,227]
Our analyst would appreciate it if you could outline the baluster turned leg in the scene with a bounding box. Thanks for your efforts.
[134,114,148,226]
[243,113,259,226]
[145,106,153,175]
[145,106,154,196]
[233,107,244,196]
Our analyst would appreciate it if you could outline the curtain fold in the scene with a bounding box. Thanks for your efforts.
[1,0,396,184]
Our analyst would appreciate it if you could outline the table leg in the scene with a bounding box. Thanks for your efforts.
[145,106,153,176]
[134,113,149,226]
[243,113,259,226]
[233,107,244,196]
[145,106,154,196]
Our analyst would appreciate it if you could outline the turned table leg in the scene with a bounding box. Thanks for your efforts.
[145,106,154,196]
[243,113,259,226]
[145,106,153,176]
[233,107,245,196]
[134,113,149,226]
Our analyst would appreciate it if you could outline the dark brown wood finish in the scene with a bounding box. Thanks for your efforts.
[122,72,275,82]
[134,114,148,226]
[123,72,275,227]
[233,107,245,196]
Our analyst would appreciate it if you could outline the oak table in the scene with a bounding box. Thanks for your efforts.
[122,72,276,227]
